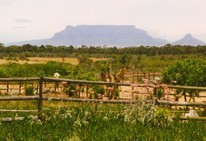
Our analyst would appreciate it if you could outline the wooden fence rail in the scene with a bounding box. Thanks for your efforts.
[0,96,39,101]
[0,77,206,121]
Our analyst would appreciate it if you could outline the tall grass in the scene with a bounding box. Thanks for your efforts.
[0,102,205,140]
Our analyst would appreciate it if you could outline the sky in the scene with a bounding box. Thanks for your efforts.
[0,0,206,43]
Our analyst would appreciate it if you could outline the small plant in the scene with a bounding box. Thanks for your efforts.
[122,102,172,127]
[66,84,76,97]
[6,57,18,61]
[113,86,119,99]
[25,86,34,95]
[92,85,105,99]
[156,89,164,99]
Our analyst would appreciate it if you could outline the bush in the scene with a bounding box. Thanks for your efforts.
[162,59,206,86]
[92,85,105,99]
[66,84,76,97]
[162,59,206,101]
[25,86,34,95]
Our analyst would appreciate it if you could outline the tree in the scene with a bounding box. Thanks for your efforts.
[119,54,131,67]
[163,59,206,86]
[162,59,206,101]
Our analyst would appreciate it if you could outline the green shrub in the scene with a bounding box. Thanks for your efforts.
[162,59,206,86]
[25,86,34,96]
[113,86,119,99]
[92,85,105,98]
[162,59,206,101]
[66,84,76,97]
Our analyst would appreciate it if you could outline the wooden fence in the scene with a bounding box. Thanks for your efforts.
[0,77,206,121]
[125,72,162,83]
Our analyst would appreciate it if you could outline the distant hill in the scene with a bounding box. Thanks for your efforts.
[6,25,168,47]
[172,34,206,46]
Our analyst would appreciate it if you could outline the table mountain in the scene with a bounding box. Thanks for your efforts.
[6,25,168,47]
[6,26,206,47]
[49,25,168,47]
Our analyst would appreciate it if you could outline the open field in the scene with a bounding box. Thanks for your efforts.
[0,57,110,65]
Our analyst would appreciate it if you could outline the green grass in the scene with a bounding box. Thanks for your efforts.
[0,103,206,140]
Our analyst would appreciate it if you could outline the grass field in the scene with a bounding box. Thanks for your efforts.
[0,57,110,65]
[0,102,206,140]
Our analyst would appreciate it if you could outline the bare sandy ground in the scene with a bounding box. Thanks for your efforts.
[119,84,206,103]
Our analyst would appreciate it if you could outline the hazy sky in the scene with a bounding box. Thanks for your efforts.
[1,0,206,43]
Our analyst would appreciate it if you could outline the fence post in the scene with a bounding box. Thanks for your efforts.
[7,82,9,93]
[38,77,43,119]
[19,81,22,94]
[86,84,89,98]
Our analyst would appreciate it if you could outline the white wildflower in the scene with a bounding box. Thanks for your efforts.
[82,120,89,126]
[73,119,81,127]
[103,116,109,121]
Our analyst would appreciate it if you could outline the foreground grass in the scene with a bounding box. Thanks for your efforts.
[0,118,205,141]
[0,103,206,141]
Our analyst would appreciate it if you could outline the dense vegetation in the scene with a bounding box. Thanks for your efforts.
[0,103,205,140]
[162,58,206,101]
[1,43,206,81]
[1,43,206,58]
[0,62,71,78]
[0,55,179,80]
[163,59,206,86]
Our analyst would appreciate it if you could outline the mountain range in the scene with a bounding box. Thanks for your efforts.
[5,25,206,47]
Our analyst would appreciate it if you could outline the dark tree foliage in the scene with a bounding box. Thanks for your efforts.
[1,44,206,57]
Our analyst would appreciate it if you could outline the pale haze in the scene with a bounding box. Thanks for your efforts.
[0,0,206,43]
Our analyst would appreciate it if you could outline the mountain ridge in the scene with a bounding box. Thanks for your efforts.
[5,25,206,47]
[50,25,168,46]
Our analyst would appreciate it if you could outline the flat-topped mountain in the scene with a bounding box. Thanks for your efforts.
[172,34,206,46]
[6,25,168,47]
[50,25,168,46]
[5,26,206,47]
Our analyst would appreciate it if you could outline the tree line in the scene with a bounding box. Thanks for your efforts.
[1,43,206,58]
